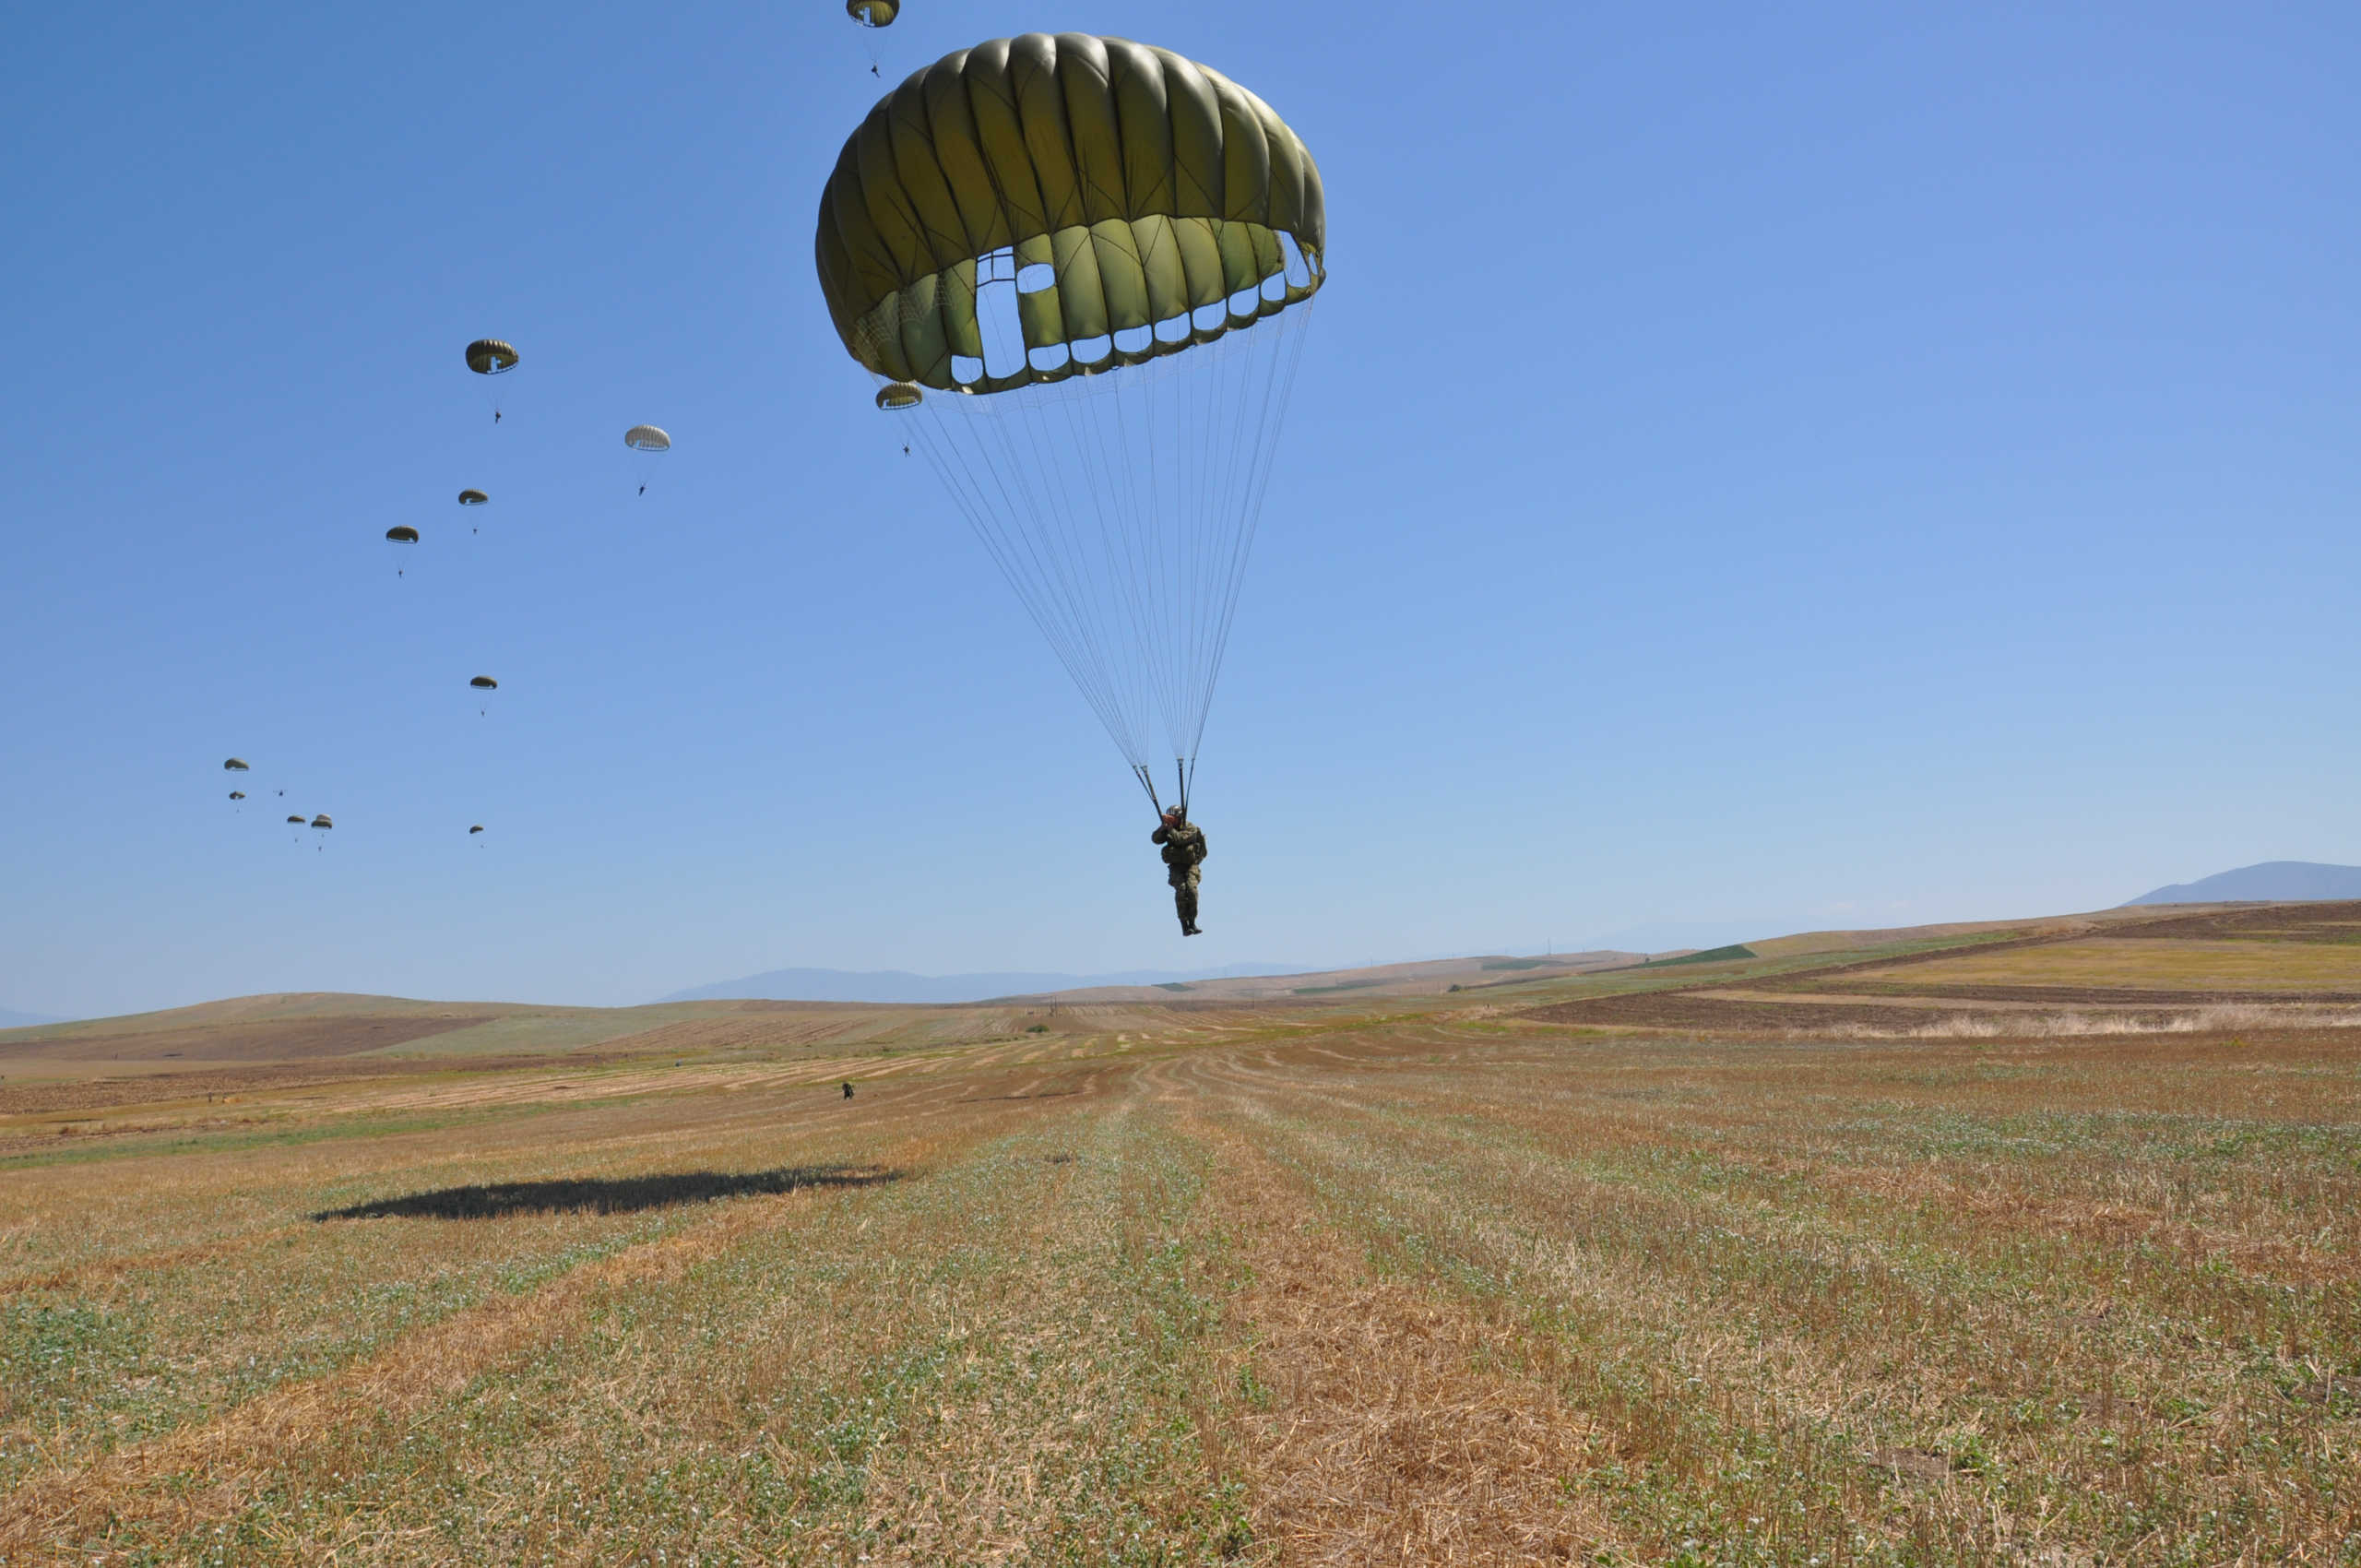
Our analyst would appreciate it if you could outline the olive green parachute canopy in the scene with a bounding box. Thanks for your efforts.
[470,675,498,690]
[819,35,1326,810]
[386,525,420,543]
[814,33,1325,392]
[287,814,306,825]
[310,814,334,829]
[465,339,519,375]
[623,425,671,452]
[224,758,249,771]
[847,0,896,28]
[229,790,245,801]
[457,489,489,506]
[469,825,485,834]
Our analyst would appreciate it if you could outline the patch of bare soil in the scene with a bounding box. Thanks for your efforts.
[1520,992,2000,1033]
[2096,901,2361,943]
[1798,981,2361,1006]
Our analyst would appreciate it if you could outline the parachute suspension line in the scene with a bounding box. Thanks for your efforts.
[1195,301,1317,748]
[885,298,1314,790]
[1058,367,1163,738]
[1051,365,1167,766]
[1019,369,1159,758]
[904,387,1152,765]
[1111,353,1184,754]
[1003,376,1157,760]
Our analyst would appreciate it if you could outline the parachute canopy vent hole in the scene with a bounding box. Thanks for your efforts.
[974,247,1027,380]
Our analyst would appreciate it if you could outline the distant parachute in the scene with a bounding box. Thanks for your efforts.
[847,0,897,27]
[224,758,249,772]
[286,814,306,825]
[464,339,518,375]
[469,825,484,835]
[310,814,334,829]
[624,426,670,496]
[458,489,488,505]
[815,33,1325,815]
[466,339,518,424]
[229,790,245,801]
[386,526,420,542]
[470,675,498,690]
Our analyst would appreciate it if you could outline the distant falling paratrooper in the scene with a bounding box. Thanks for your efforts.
[623,425,670,496]
[465,339,518,424]
[457,489,489,534]
[386,524,420,576]
[844,0,896,77]
[470,675,498,717]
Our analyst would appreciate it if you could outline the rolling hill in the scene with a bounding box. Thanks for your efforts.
[658,962,1312,1004]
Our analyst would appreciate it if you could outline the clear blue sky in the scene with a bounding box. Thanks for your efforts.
[4,1,2355,1018]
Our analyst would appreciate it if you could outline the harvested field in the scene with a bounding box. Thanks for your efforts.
[4,916,2357,1563]
[1861,937,2361,994]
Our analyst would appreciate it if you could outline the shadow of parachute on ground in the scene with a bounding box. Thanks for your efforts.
[313,1164,900,1221]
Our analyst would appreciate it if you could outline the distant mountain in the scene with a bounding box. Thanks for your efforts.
[0,1007,64,1030]
[660,962,1314,1005]
[2122,861,2361,906]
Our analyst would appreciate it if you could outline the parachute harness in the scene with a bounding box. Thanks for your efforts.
[890,298,1314,816]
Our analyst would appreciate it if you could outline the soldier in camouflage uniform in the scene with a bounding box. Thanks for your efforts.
[1152,805,1208,936]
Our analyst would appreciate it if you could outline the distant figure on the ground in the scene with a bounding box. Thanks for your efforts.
[842,1082,854,1099]
[1152,805,1207,935]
